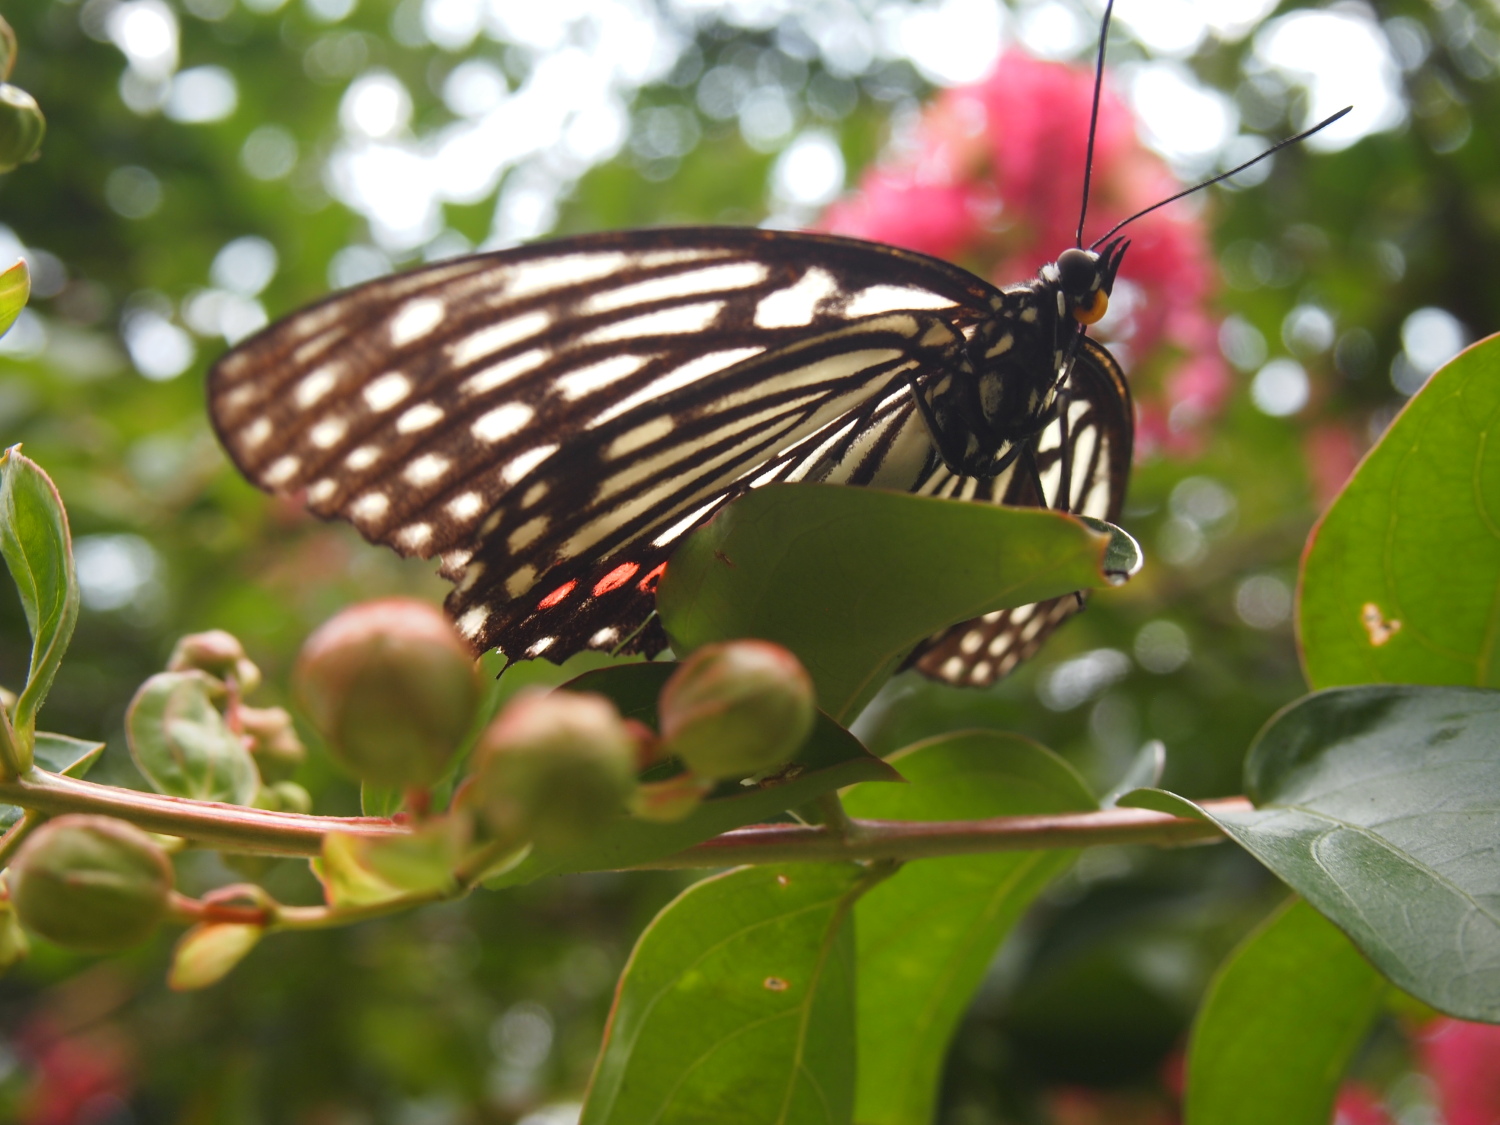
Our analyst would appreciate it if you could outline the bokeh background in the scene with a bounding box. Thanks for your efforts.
[0,0,1496,1120]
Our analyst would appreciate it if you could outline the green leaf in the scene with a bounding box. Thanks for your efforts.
[314,819,464,908]
[125,671,259,805]
[486,662,900,887]
[0,731,107,828]
[0,259,28,338]
[1121,684,1500,1021]
[582,863,871,1125]
[360,782,403,818]
[1301,332,1500,689]
[0,446,79,760]
[168,923,263,991]
[1185,898,1386,1125]
[657,484,1137,721]
[842,731,1095,1125]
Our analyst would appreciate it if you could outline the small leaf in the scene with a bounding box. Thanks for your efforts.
[0,260,28,339]
[1102,740,1165,807]
[0,731,106,828]
[486,663,900,887]
[1185,898,1386,1125]
[1123,684,1500,1021]
[1301,332,1500,689]
[315,818,465,909]
[125,671,258,804]
[582,863,868,1125]
[843,731,1095,1125]
[658,484,1133,721]
[0,447,79,761]
[361,782,403,818]
[168,923,263,991]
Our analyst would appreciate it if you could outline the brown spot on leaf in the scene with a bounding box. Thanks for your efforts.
[1362,603,1402,647]
[764,977,789,992]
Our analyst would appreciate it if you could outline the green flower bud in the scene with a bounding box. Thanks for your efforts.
[657,641,816,780]
[10,815,173,953]
[0,16,16,81]
[168,630,262,694]
[0,85,43,172]
[296,599,481,788]
[469,691,638,850]
[238,705,305,782]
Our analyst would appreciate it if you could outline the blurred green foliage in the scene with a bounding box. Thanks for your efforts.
[0,0,1496,1119]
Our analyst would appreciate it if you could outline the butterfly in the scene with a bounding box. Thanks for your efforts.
[206,7,1346,688]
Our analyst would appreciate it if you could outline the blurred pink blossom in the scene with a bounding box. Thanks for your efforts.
[819,50,1228,458]
[1334,1084,1397,1125]
[1420,1017,1500,1125]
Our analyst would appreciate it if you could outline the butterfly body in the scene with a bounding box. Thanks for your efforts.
[209,227,1132,685]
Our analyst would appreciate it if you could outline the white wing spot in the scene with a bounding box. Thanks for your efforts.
[345,445,381,471]
[988,634,1013,657]
[507,515,549,551]
[971,661,992,683]
[389,297,445,346]
[308,417,347,448]
[501,443,557,484]
[447,491,485,520]
[1020,306,1038,323]
[263,455,300,485]
[959,630,983,655]
[505,564,537,598]
[221,384,259,413]
[579,301,723,344]
[456,604,490,639]
[941,656,965,680]
[472,403,533,444]
[606,417,674,459]
[653,497,724,547]
[754,267,839,328]
[590,627,618,646]
[396,403,445,433]
[503,252,628,300]
[295,365,341,409]
[241,417,272,449]
[350,491,389,522]
[396,522,433,550]
[555,353,650,400]
[364,371,412,412]
[462,348,547,396]
[844,285,956,317]
[987,333,1014,358]
[307,479,337,504]
[526,637,554,656]
[522,482,548,507]
[457,560,484,592]
[450,310,551,367]
[404,453,451,486]
[580,262,768,314]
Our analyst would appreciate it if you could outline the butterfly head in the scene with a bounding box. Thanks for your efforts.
[1052,238,1128,327]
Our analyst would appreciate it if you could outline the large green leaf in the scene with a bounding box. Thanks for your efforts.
[842,731,1095,1125]
[1185,898,1387,1125]
[0,447,79,755]
[657,484,1138,721]
[582,863,871,1125]
[1300,332,1500,689]
[1121,683,1500,1021]
[125,671,260,805]
[486,662,899,885]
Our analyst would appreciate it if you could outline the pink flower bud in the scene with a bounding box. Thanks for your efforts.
[10,815,173,953]
[237,705,305,783]
[469,691,638,850]
[295,599,481,788]
[657,641,816,780]
[168,630,262,693]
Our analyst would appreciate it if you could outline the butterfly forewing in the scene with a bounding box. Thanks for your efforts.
[210,229,1012,656]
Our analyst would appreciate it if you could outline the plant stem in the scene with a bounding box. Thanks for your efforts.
[811,792,859,840]
[624,798,1246,869]
[0,807,44,867]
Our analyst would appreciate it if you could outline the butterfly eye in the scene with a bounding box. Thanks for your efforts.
[1056,248,1099,297]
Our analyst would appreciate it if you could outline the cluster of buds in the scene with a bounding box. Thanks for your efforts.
[0,15,43,172]
[295,600,818,853]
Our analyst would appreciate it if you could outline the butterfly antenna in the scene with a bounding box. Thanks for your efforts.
[1089,106,1352,248]
[1075,0,1116,248]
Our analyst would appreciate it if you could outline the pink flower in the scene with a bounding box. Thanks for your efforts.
[1334,1084,1397,1125]
[1419,1017,1500,1125]
[1303,422,1365,506]
[819,50,1230,457]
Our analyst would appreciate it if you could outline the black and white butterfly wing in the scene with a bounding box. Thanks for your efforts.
[907,338,1133,686]
[208,227,1011,661]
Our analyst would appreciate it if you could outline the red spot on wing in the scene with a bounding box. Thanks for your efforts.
[638,562,668,593]
[538,580,577,609]
[593,562,640,596]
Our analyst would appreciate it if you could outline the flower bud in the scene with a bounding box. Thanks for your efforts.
[657,641,816,780]
[237,705,305,782]
[630,771,714,823]
[0,85,43,172]
[10,815,173,953]
[469,691,638,850]
[168,630,262,694]
[0,16,16,81]
[295,599,481,788]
